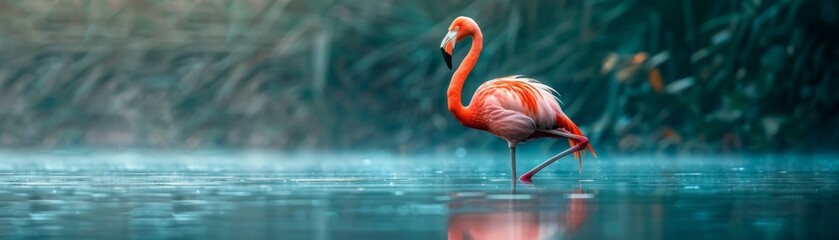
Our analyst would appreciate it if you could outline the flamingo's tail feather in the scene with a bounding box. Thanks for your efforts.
[556,114,597,165]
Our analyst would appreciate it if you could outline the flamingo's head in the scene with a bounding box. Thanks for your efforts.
[440,16,479,70]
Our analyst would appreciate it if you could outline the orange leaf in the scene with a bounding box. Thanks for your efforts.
[648,68,664,93]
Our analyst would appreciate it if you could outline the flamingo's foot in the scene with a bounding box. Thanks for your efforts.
[519,173,533,183]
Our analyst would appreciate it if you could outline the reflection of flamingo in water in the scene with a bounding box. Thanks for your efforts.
[446,188,589,240]
[440,16,596,182]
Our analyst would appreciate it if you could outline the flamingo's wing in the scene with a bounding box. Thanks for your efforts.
[481,95,537,141]
[474,75,564,130]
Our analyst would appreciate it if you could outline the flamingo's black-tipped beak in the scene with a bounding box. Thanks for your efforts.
[441,47,452,70]
[440,30,457,70]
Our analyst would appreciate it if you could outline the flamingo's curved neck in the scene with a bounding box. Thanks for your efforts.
[448,27,483,124]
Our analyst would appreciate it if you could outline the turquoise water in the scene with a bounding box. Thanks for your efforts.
[0,151,837,239]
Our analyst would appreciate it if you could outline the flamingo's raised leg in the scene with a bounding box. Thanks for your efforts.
[519,129,589,182]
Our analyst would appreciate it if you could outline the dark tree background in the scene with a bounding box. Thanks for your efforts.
[0,0,836,154]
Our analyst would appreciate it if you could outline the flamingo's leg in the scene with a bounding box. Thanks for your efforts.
[519,129,588,182]
[508,141,517,183]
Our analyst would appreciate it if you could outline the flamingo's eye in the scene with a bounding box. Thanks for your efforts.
[454,26,460,31]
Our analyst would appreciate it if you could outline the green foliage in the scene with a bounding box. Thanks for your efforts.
[0,0,834,153]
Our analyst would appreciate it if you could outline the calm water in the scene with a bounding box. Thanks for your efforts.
[0,150,837,239]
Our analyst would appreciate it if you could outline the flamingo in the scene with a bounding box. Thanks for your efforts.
[440,16,596,182]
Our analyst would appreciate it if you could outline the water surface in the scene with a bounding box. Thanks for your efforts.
[0,151,836,239]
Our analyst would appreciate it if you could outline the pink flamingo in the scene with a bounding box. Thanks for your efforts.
[440,16,596,182]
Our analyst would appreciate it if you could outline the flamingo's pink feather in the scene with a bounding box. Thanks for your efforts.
[471,76,596,160]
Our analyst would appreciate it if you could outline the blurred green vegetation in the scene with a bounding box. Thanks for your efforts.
[0,0,836,153]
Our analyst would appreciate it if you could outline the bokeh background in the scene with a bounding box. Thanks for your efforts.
[0,0,836,154]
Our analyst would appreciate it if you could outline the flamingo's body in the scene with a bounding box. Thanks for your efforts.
[440,16,595,182]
